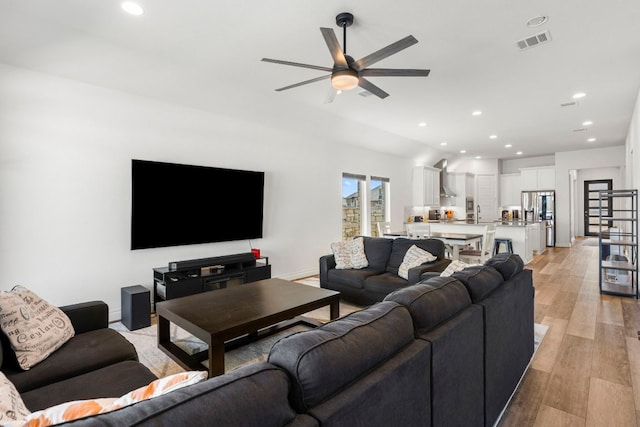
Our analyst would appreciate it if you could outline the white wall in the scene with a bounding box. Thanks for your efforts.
[555,146,626,247]
[501,156,555,174]
[0,64,414,320]
[626,89,640,189]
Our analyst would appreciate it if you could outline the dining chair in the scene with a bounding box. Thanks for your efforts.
[459,226,496,264]
[376,221,392,237]
[405,223,431,239]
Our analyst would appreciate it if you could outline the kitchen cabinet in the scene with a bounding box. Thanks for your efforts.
[413,166,440,207]
[499,173,522,207]
[446,172,475,212]
[520,166,555,190]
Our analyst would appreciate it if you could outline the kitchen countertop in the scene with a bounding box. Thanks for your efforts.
[408,220,544,227]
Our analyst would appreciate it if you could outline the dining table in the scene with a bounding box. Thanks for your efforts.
[383,231,483,260]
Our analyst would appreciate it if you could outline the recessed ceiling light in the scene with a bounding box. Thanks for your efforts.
[418,122,427,127]
[489,134,497,139]
[587,137,597,142]
[121,1,144,15]
[505,144,512,148]
[526,16,548,27]
[516,151,523,155]
[572,92,586,99]
[440,142,448,146]
[472,110,483,116]
[336,90,343,95]
[475,156,482,159]
[582,120,593,126]
[460,150,467,154]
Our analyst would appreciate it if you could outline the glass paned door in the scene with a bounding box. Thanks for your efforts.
[584,179,613,236]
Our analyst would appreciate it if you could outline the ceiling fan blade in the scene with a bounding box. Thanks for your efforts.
[261,58,332,72]
[360,68,430,77]
[320,27,348,68]
[358,77,389,99]
[324,87,338,104]
[274,74,331,92]
[352,35,419,71]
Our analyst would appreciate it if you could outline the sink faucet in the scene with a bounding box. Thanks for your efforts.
[475,205,480,224]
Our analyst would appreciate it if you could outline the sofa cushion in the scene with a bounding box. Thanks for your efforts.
[5,328,138,393]
[0,371,31,424]
[20,360,158,412]
[326,267,383,290]
[387,238,444,275]
[484,253,525,280]
[268,301,415,411]
[330,237,369,269]
[60,362,317,427]
[452,265,504,303]
[0,286,75,370]
[20,370,205,425]
[398,245,437,279]
[363,272,410,297]
[360,236,394,271]
[384,277,472,334]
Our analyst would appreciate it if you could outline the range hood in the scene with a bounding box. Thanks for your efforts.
[433,159,457,198]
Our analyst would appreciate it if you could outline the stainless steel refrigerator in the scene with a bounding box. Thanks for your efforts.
[521,191,555,246]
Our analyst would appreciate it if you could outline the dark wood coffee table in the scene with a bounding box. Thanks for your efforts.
[156,278,340,377]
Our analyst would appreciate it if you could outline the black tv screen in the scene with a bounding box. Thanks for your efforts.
[131,159,264,250]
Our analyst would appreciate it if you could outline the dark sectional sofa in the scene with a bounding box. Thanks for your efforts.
[319,236,451,305]
[53,253,533,427]
[1,301,157,411]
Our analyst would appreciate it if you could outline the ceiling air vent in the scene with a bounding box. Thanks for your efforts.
[560,100,578,108]
[516,30,552,51]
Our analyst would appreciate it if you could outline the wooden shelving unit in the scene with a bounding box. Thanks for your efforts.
[598,189,638,298]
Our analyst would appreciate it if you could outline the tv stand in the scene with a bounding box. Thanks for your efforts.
[152,253,271,311]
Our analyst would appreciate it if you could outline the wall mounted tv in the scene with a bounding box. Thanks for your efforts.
[131,159,264,250]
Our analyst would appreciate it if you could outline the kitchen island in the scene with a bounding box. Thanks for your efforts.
[426,221,544,264]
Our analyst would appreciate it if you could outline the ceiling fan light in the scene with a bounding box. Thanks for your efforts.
[331,69,359,90]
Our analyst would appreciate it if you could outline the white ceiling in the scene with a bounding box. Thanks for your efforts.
[1,0,639,160]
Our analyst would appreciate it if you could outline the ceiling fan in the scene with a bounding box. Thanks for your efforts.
[261,12,430,103]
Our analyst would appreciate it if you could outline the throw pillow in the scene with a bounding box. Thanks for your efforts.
[0,286,75,370]
[16,371,207,426]
[398,245,437,280]
[331,237,369,269]
[440,259,480,277]
[0,372,31,424]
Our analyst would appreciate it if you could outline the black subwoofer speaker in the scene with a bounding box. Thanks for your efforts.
[121,285,151,331]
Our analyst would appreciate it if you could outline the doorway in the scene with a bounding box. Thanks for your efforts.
[584,179,613,236]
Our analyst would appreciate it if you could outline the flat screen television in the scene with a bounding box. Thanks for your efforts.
[131,159,264,250]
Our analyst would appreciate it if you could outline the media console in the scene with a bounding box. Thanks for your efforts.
[152,253,271,311]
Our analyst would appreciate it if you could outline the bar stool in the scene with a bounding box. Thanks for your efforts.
[493,238,514,255]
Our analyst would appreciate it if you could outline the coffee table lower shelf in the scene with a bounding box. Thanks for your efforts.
[157,315,324,374]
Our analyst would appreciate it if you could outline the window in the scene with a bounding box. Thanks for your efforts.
[342,173,365,240]
[370,176,390,237]
[342,173,390,240]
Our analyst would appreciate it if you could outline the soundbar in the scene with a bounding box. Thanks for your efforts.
[168,253,256,271]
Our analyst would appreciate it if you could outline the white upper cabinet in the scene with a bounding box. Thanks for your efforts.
[449,172,475,209]
[520,166,555,190]
[413,166,440,207]
[499,173,522,206]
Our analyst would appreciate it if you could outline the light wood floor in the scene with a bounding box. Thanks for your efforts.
[499,237,640,426]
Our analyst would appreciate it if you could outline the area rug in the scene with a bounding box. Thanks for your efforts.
[110,277,361,377]
[111,278,548,378]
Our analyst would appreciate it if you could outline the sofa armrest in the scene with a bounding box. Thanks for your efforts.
[319,254,336,287]
[407,258,452,284]
[60,301,109,334]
